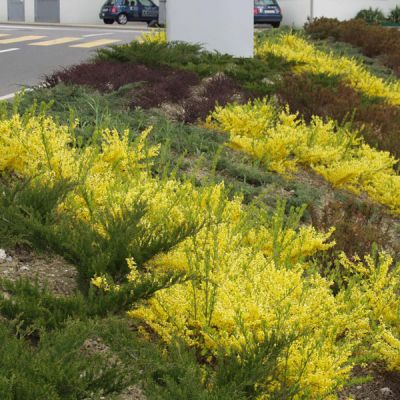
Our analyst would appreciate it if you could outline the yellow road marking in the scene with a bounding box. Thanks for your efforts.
[29,37,81,46]
[70,39,121,48]
[0,35,46,44]
[0,34,11,38]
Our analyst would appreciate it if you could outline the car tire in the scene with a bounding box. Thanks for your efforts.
[103,18,114,24]
[271,22,281,28]
[147,19,158,27]
[117,13,128,25]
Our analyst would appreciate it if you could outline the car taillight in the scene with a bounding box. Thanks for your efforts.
[254,7,259,15]
[111,6,117,12]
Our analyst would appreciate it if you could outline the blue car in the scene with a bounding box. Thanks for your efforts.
[100,0,158,25]
[254,0,282,27]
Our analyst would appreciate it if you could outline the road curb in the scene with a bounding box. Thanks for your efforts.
[0,21,151,32]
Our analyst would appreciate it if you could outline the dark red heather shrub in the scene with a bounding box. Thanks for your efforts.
[182,74,251,123]
[277,72,400,158]
[44,61,253,124]
[45,62,158,92]
[305,18,400,77]
[44,61,200,94]
[312,197,400,259]
[130,69,200,109]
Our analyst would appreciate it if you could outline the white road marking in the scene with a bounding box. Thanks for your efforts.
[82,33,113,38]
[0,92,16,101]
[0,47,19,54]
[70,38,121,48]
[30,37,81,46]
[0,88,33,102]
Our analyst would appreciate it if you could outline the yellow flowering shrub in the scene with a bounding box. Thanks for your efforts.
[257,33,400,105]
[0,114,75,179]
[2,112,399,397]
[209,99,400,214]
[337,253,400,371]
[130,218,356,399]
[138,30,167,44]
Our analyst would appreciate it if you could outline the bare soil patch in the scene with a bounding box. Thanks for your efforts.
[0,247,77,296]
[339,364,400,400]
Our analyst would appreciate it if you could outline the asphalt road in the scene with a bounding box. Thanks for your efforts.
[0,23,146,98]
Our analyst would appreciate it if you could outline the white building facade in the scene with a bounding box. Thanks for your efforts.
[0,0,159,25]
[279,0,400,26]
[0,0,399,27]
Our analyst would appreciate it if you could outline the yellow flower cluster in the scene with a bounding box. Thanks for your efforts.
[138,30,167,44]
[338,252,400,371]
[91,275,111,291]
[257,33,400,105]
[209,99,400,214]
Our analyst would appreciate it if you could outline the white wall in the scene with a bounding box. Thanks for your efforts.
[314,0,399,20]
[0,0,398,27]
[0,0,8,22]
[279,0,310,26]
[60,0,104,24]
[280,0,400,26]
[167,0,254,57]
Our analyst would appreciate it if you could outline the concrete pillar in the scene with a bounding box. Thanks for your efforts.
[25,0,35,23]
[158,0,166,26]
[0,0,8,22]
[166,0,253,57]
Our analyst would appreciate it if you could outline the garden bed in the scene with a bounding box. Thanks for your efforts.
[1,28,400,400]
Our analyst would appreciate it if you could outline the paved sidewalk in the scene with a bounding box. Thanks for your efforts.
[0,21,151,31]
[0,23,143,98]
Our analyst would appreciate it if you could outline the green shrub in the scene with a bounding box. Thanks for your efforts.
[388,5,400,23]
[96,40,290,96]
[0,320,129,400]
[0,176,198,292]
[356,8,386,24]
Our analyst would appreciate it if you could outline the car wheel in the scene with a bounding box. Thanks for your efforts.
[117,13,128,25]
[271,22,281,28]
[147,19,158,27]
[103,18,114,24]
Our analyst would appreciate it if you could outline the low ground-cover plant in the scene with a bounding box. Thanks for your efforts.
[277,72,400,158]
[0,283,256,400]
[0,113,212,292]
[0,278,301,400]
[0,320,129,399]
[44,61,251,123]
[96,40,291,96]
[11,86,296,207]
[45,61,200,97]
[305,18,400,76]
[3,36,400,396]
[209,99,400,215]
[257,31,400,104]
[311,196,400,259]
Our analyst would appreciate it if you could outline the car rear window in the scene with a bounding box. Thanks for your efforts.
[255,0,277,5]
[103,0,115,5]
